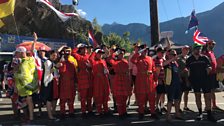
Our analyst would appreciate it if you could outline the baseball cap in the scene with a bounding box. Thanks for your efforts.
[16,46,27,53]
[192,43,202,49]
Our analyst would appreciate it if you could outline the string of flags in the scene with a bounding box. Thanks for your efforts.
[36,0,79,22]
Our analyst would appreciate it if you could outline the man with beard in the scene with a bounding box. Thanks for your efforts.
[186,43,216,122]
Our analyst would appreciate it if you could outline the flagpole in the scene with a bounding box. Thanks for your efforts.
[12,13,21,42]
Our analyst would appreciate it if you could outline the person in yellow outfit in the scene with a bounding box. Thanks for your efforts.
[14,46,38,122]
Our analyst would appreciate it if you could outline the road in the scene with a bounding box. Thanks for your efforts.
[1,91,224,126]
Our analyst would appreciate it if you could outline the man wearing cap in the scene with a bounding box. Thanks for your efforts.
[202,40,222,111]
[89,48,110,116]
[14,46,38,121]
[57,47,78,119]
[131,44,158,120]
[186,43,216,122]
[177,45,191,111]
[72,43,93,118]
[153,45,167,114]
[108,48,132,119]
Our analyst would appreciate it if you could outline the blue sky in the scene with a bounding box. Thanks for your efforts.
[61,0,223,25]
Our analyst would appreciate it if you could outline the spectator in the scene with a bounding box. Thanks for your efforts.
[163,50,183,122]
[186,43,216,122]
[177,45,192,112]
[14,46,38,122]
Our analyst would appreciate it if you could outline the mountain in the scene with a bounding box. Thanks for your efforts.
[102,2,224,56]
[0,0,91,39]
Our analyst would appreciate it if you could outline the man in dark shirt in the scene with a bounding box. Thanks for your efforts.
[186,43,216,122]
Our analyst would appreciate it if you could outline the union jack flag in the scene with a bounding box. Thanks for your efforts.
[193,29,210,45]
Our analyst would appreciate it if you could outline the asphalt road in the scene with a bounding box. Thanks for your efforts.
[1,91,224,126]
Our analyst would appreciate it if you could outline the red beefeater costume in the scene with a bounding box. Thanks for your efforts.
[109,56,132,116]
[131,53,157,115]
[59,59,77,115]
[72,48,93,114]
[89,52,110,114]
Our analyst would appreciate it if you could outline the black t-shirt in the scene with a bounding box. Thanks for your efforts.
[186,55,211,82]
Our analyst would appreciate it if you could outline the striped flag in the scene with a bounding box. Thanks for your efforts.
[193,29,210,45]
[88,30,98,48]
[185,10,199,34]
[36,0,79,22]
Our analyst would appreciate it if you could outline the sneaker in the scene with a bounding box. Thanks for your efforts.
[196,114,203,121]
[161,107,167,114]
[183,107,190,111]
[207,114,217,122]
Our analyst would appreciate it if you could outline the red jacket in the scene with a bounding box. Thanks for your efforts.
[131,53,157,94]
[109,58,132,96]
[59,60,77,99]
[89,52,110,97]
[72,50,92,91]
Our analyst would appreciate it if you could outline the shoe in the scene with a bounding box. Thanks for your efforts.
[87,111,94,116]
[184,107,190,111]
[49,117,60,122]
[161,107,167,113]
[138,114,144,120]
[179,109,183,113]
[207,114,217,122]
[196,113,203,121]
[69,113,75,118]
[144,109,151,114]
[175,116,185,120]
[151,113,159,120]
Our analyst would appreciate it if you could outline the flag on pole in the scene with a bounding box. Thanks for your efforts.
[88,30,98,48]
[36,0,79,22]
[0,19,4,28]
[193,29,210,45]
[0,0,16,18]
[185,10,199,34]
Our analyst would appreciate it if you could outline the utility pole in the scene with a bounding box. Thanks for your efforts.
[150,0,160,46]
